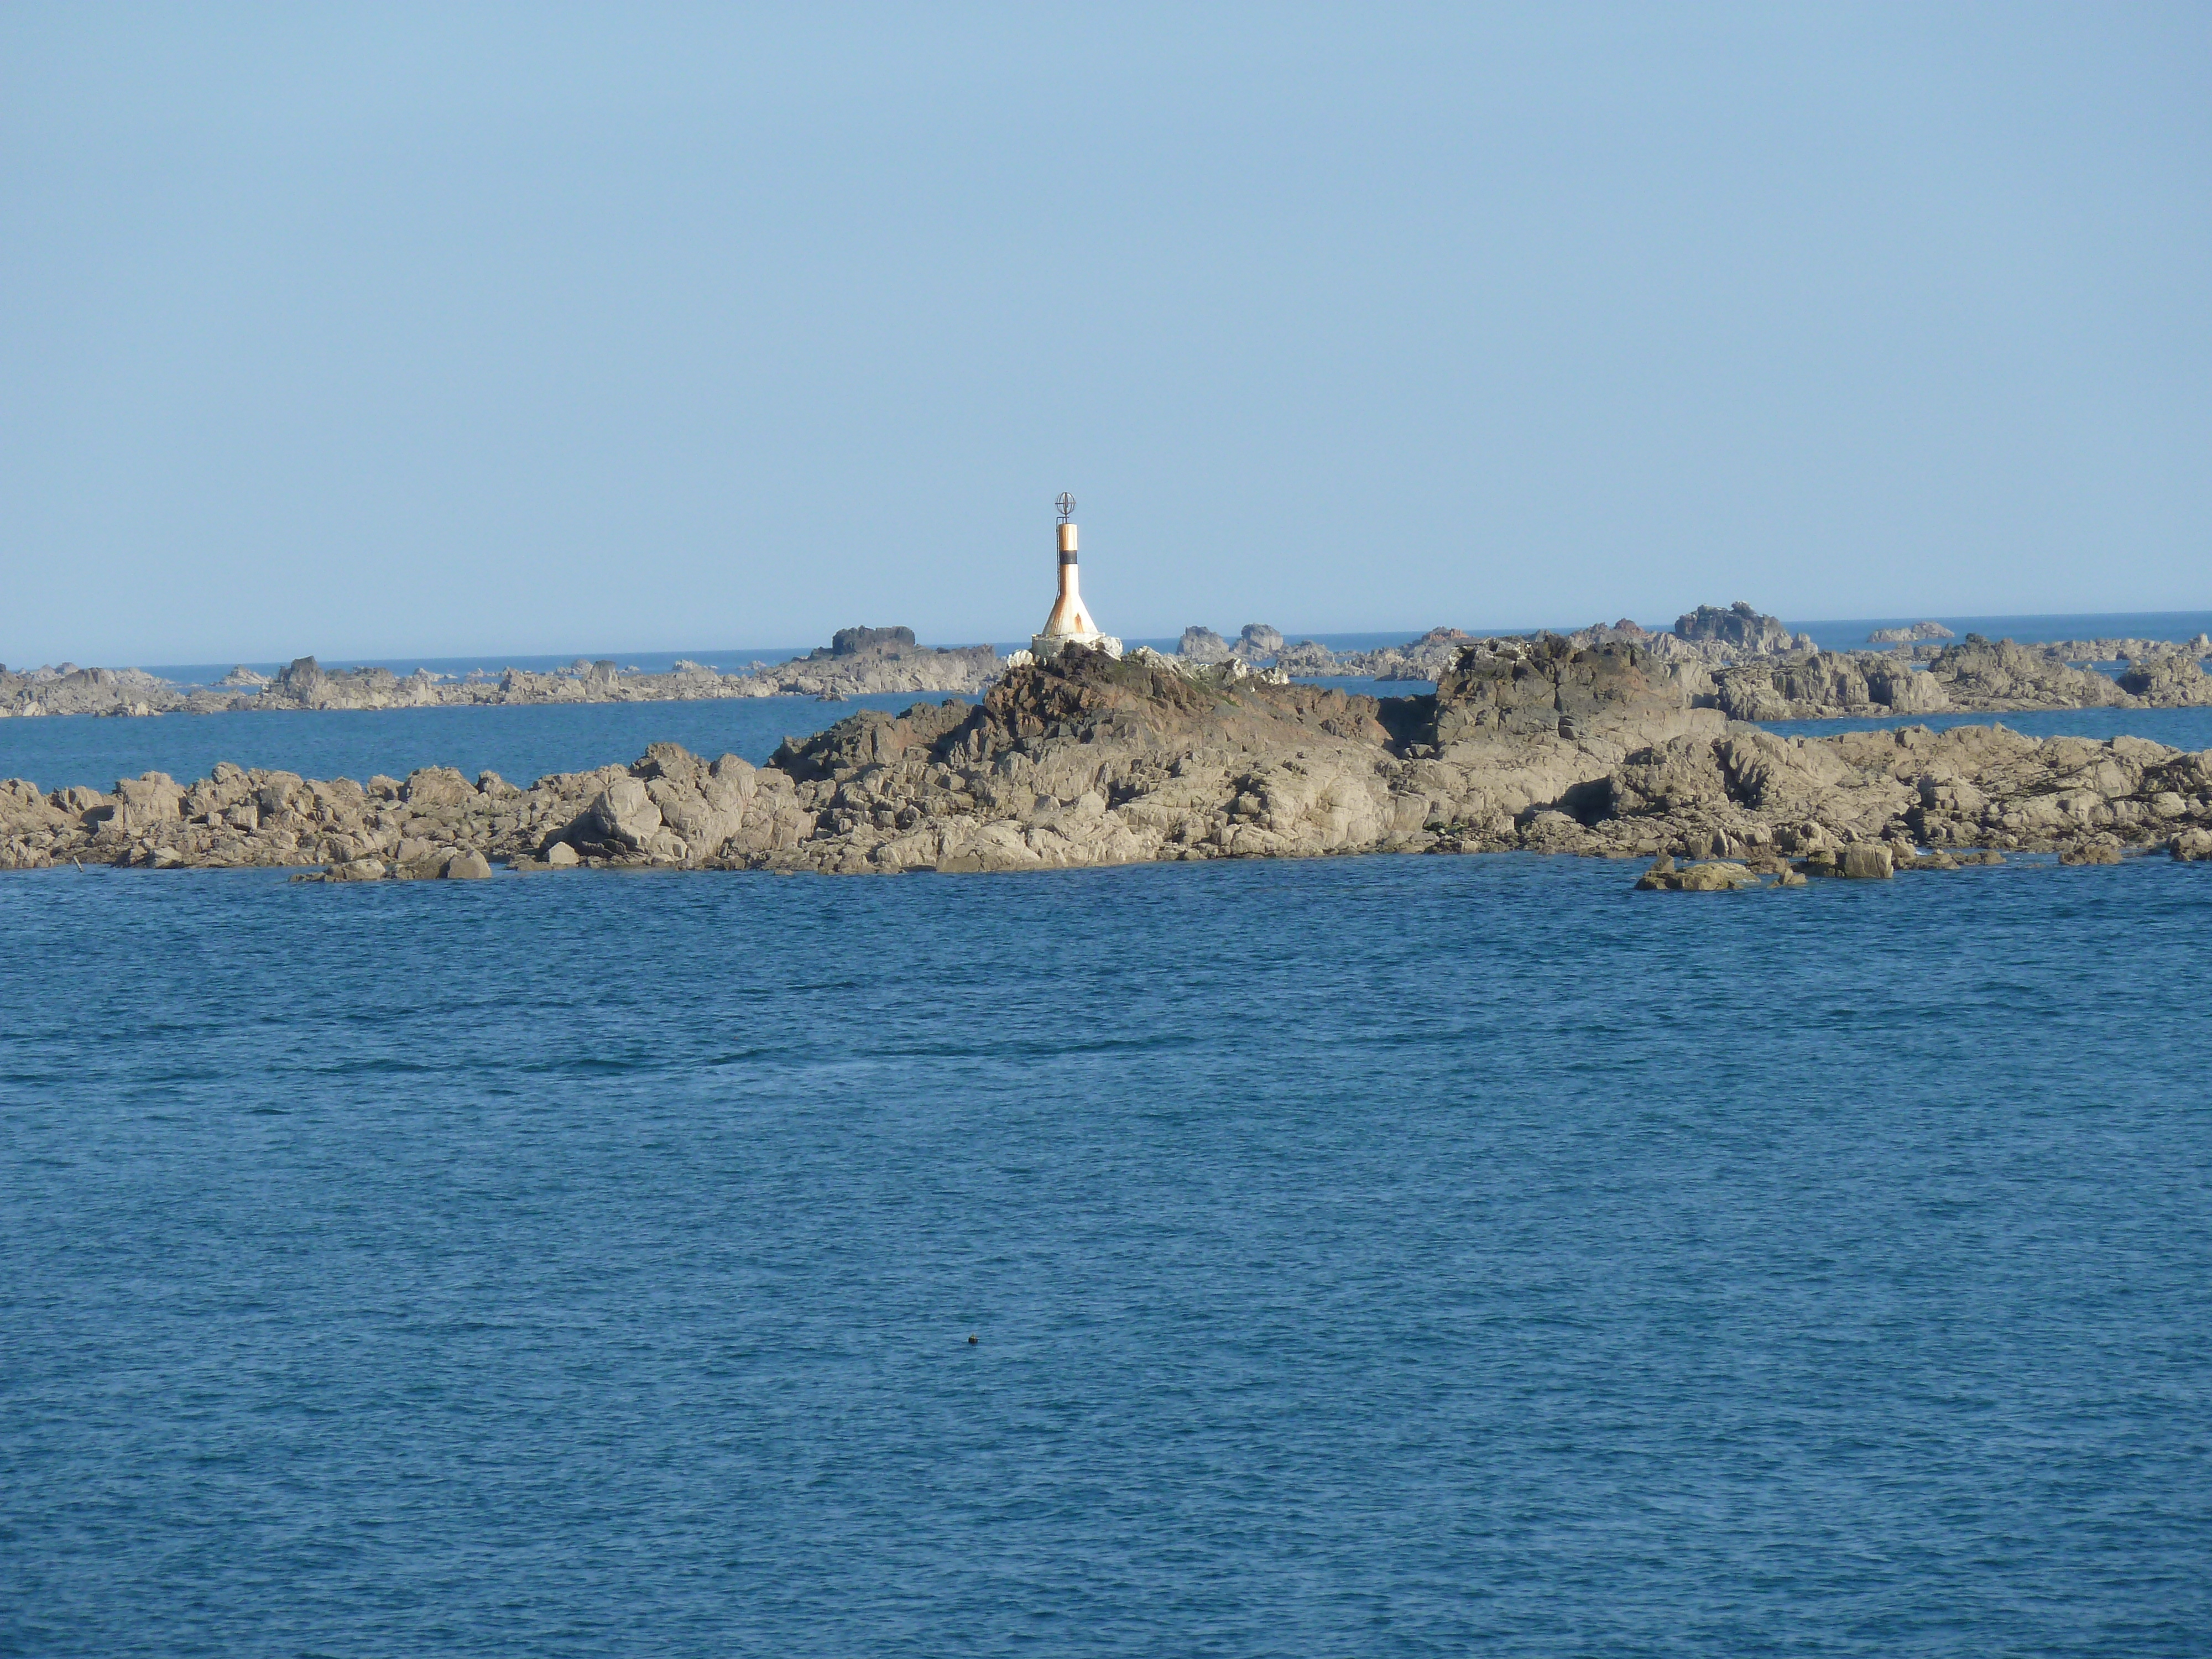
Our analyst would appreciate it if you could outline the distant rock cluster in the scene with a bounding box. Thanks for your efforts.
[1673,601,1812,654]
[9,604,2211,726]
[0,628,1004,719]
[1162,606,2212,718]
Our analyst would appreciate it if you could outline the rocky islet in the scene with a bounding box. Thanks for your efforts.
[6,636,2210,891]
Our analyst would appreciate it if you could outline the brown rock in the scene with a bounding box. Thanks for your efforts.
[1839,844,1893,880]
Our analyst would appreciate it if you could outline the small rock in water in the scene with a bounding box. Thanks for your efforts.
[2061,838,2124,867]
[1635,855,1757,893]
[443,849,493,880]
[1839,844,1893,880]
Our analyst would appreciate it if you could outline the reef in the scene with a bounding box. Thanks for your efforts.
[6,639,2209,885]
[0,627,999,719]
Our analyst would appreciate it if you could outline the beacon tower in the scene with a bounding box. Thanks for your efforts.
[1029,493,1123,660]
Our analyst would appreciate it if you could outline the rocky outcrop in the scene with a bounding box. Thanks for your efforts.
[2117,653,2212,707]
[7,648,2210,883]
[764,630,998,698]
[2043,633,2212,665]
[1869,622,1955,644]
[1690,632,2209,721]
[1227,608,1813,683]
[1634,854,1761,891]
[1177,627,1233,662]
[1181,623,1334,672]
[1229,624,1285,660]
[815,625,917,656]
[1243,625,1475,681]
[1422,635,1715,745]
[1674,601,1801,653]
[0,665,186,718]
[1922,635,2131,710]
[1712,651,1952,721]
[255,657,446,711]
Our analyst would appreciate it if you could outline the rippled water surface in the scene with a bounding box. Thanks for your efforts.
[5,851,2210,1656]
[1763,706,2212,749]
[0,693,941,794]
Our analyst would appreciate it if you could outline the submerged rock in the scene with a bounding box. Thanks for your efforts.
[1635,854,1760,892]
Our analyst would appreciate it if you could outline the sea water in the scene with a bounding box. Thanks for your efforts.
[5,684,2211,1656]
[0,693,936,796]
[4,846,2210,1656]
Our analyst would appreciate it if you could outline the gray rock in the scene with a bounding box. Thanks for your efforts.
[443,849,493,879]
[821,625,917,657]
[112,773,184,832]
[1673,602,1796,653]
[404,766,476,807]
[1839,844,1893,880]
[1178,627,1233,662]
[2118,653,2212,706]
[2171,827,2212,862]
[1231,624,1286,660]
[584,776,662,850]
[1926,635,2130,709]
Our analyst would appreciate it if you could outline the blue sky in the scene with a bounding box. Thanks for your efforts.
[2,4,2206,662]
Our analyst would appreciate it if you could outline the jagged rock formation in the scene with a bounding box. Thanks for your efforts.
[1247,626,1476,681]
[1178,627,1233,662]
[769,629,998,697]
[16,638,2208,883]
[0,665,186,718]
[1921,635,2131,710]
[1869,622,1955,644]
[2043,633,2212,665]
[1208,607,1812,682]
[1674,601,1802,653]
[1229,624,1286,660]
[255,656,448,711]
[2117,653,2212,707]
[1711,651,1951,721]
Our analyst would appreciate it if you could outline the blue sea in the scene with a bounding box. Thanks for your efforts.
[0,693,938,796]
[6,676,2212,1656]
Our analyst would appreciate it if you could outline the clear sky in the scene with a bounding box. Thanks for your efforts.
[3,4,2207,664]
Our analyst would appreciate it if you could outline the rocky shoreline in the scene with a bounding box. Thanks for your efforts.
[6,638,2209,886]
